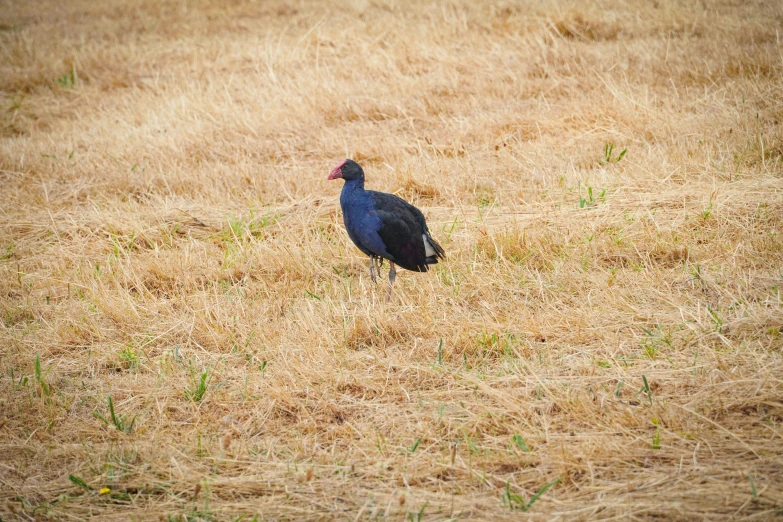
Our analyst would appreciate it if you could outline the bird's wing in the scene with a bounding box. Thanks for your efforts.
[369,192,430,271]
[375,210,428,271]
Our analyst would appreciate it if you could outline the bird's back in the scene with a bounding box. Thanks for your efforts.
[367,191,429,232]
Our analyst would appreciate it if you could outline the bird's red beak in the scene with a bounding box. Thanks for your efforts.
[327,159,347,180]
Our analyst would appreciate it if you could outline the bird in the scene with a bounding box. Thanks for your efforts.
[327,159,445,301]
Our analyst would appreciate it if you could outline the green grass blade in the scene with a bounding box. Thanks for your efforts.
[69,474,92,490]
[525,478,561,511]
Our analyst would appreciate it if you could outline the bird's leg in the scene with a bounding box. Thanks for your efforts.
[369,256,377,284]
[386,262,396,302]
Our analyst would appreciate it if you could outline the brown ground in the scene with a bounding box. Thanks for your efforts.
[1,0,782,520]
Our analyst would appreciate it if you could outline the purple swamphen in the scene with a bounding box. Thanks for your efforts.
[328,159,445,301]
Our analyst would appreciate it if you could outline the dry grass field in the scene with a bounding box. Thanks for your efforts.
[2,0,783,519]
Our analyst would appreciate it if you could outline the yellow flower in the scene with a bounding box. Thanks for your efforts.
[99,487,111,495]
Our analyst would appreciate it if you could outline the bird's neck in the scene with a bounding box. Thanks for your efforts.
[341,177,366,199]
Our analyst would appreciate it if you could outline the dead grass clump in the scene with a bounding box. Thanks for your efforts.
[551,12,621,42]
[647,242,691,268]
[476,226,568,271]
[395,171,440,201]
[344,313,429,352]
[592,231,691,271]
[1,304,35,328]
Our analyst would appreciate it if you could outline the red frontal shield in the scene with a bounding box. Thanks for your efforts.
[328,159,347,180]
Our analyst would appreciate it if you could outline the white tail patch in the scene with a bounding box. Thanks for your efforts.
[423,234,437,257]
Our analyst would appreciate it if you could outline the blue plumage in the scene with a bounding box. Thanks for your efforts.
[339,178,390,259]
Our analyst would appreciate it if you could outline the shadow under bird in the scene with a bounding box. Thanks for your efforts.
[328,159,446,301]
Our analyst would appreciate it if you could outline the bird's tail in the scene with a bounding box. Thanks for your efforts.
[424,233,446,264]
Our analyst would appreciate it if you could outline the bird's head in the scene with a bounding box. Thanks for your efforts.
[327,159,364,181]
